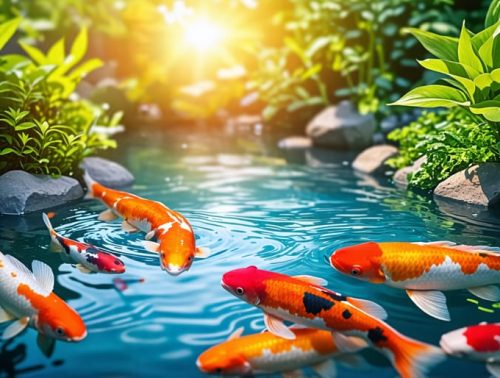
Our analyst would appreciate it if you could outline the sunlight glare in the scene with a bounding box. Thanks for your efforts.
[184,19,224,51]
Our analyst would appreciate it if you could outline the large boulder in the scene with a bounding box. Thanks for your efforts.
[81,157,134,188]
[433,163,500,207]
[352,144,398,175]
[0,170,83,215]
[393,156,427,188]
[306,101,375,149]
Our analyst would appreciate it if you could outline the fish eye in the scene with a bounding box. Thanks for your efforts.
[55,327,65,336]
[235,287,244,295]
[188,256,193,261]
[351,266,361,276]
[114,260,122,265]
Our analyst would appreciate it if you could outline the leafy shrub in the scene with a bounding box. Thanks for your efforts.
[387,108,500,190]
[391,0,500,124]
[0,18,122,176]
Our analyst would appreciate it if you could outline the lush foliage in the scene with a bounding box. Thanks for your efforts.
[387,109,500,190]
[0,18,122,176]
[391,6,500,124]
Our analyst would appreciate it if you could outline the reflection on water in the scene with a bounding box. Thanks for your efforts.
[0,129,499,377]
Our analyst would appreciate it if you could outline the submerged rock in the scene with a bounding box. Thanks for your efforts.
[278,136,313,149]
[393,156,427,188]
[81,157,134,188]
[0,170,83,215]
[305,101,375,150]
[352,145,398,175]
[433,163,500,207]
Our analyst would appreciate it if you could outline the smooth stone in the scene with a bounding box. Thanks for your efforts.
[305,101,375,150]
[352,145,398,175]
[278,136,313,149]
[393,156,427,188]
[80,157,134,188]
[0,170,83,215]
[433,163,500,207]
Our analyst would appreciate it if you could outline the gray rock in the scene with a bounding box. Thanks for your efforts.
[352,144,398,175]
[0,170,83,215]
[393,156,427,188]
[278,136,313,149]
[81,157,134,188]
[433,163,500,207]
[306,101,375,150]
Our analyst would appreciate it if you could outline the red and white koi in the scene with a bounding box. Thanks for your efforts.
[440,322,500,377]
[83,172,210,275]
[222,266,444,378]
[0,250,86,356]
[197,327,366,376]
[329,241,500,321]
[42,213,126,274]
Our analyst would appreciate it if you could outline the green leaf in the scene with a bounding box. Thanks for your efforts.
[0,147,21,156]
[485,0,500,28]
[19,42,46,65]
[458,22,484,74]
[470,100,500,121]
[404,27,458,61]
[69,27,88,66]
[14,121,36,131]
[0,18,21,51]
[474,73,493,90]
[389,85,470,108]
[418,59,480,79]
[301,63,322,80]
[47,38,65,64]
[68,58,103,80]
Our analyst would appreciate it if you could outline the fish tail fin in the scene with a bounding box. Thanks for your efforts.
[385,330,445,378]
[83,170,96,199]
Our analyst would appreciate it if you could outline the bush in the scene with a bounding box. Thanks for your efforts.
[0,18,122,177]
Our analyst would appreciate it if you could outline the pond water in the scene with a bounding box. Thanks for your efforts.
[0,127,499,378]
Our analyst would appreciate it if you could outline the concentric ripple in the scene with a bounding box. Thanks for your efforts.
[0,131,499,377]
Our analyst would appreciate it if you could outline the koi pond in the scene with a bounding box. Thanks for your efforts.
[0,128,499,377]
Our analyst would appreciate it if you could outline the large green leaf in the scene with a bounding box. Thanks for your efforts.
[47,38,65,64]
[418,58,480,79]
[19,42,46,65]
[404,28,458,61]
[0,18,20,52]
[458,23,484,74]
[472,19,500,51]
[485,0,500,28]
[69,28,88,66]
[389,85,470,108]
[470,100,500,121]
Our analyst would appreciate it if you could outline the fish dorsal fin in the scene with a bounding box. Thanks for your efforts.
[406,289,450,321]
[31,260,54,294]
[332,332,368,353]
[414,241,456,247]
[468,286,500,301]
[227,327,244,341]
[415,241,500,255]
[5,255,35,281]
[264,313,296,340]
[293,275,328,286]
[347,298,388,320]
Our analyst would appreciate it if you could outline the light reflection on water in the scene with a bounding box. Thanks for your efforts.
[0,130,499,377]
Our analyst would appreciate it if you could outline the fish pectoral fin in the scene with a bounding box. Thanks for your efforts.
[2,317,29,339]
[122,221,139,233]
[98,209,118,222]
[332,332,368,353]
[263,313,295,340]
[487,361,500,378]
[293,275,327,286]
[347,298,387,320]
[468,285,500,301]
[282,370,304,378]
[145,230,156,240]
[0,307,15,323]
[49,239,63,253]
[76,264,92,274]
[37,333,56,358]
[195,247,211,259]
[31,260,54,294]
[312,360,337,378]
[143,241,160,253]
[227,327,244,341]
[406,289,450,321]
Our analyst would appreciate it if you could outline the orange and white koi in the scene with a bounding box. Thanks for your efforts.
[0,250,86,356]
[329,241,500,321]
[440,322,500,377]
[83,172,210,275]
[42,213,125,274]
[222,266,444,378]
[197,327,366,376]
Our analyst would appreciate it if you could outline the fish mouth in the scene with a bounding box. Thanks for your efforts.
[71,330,88,342]
[162,263,188,276]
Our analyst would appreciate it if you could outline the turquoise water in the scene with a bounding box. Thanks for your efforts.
[0,129,499,377]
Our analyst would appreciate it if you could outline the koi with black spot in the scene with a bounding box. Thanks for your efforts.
[222,266,444,378]
[42,213,125,274]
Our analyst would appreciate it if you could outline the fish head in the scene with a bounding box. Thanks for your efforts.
[440,327,472,358]
[197,345,252,375]
[88,249,126,274]
[329,242,385,283]
[221,266,266,306]
[158,236,194,276]
[37,295,87,342]
[441,324,500,358]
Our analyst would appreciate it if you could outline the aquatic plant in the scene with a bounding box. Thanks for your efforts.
[0,18,122,177]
